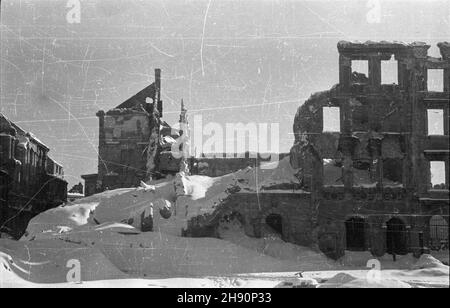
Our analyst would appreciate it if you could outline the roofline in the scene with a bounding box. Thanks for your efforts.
[1,113,50,151]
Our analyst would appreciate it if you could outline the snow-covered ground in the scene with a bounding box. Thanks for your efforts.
[1,159,448,288]
[1,225,448,288]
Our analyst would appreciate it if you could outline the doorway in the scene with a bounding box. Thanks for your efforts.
[429,215,449,250]
[345,217,366,251]
[265,214,283,236]
[386,217,407,255]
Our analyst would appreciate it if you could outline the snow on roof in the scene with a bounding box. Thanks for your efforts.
[0,113,50,150]
[47,156,63,167]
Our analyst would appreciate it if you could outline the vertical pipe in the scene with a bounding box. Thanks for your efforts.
[155,69,162,116]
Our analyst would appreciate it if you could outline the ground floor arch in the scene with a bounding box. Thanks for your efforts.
[429,215,449,250]
[386,217,408,255]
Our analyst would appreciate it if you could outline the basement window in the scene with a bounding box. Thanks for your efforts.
[427,109,445,135]
[381,57,398,84]
[428,69,444,92]
[430,161,447,189]
[323,107,341,132]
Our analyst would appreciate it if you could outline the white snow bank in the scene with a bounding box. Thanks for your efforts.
[319,272,411,288]
[0,237,127,285]
[52,229,303,278]
[412,254,448,270]
[23,179,185,240]
[430,250,449,265]
[339,250,440,270]
[178,174,234,220]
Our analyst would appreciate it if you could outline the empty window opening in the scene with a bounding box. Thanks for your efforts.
[386,217,407,255]
[383,158,403,187]
[428,45,441,58]
[265,214,283,236]
[429,215,449,250]
[323,158,344,186]
[428,69,444,92]
[351,60,369,84]
[430,161,447,189]
[323,107,341,132]
[381,56,398,84]
[427,109,445,135]
[353,160,377,187]
[345,217,366,251]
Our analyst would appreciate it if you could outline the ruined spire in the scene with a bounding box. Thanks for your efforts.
[179,98,188,124]
[178,99,190,175]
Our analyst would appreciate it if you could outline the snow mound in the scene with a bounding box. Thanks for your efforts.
[23,179,184,240]
[339,277,411,288]
[412,254,447,270]
[400,254,450,277]
[274,277,319,288]
[0,238,127,285]
[319,272,411,288]
[319,273,357,288]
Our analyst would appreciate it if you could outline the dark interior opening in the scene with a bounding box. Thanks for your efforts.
[265,214,283,235]
[345,217,366,251]
[386,217,407,255]
[383,158,403,184]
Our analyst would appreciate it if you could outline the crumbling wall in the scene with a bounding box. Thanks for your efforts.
[103,112,149,142]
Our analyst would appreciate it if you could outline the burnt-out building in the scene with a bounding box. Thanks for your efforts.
[288,41,450,258]
[187,41,449,260]
[83,69,184,195]
[0,113,67,238]
[83,69,162,193]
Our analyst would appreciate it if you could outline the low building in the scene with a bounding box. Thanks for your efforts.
[81,174,98,197]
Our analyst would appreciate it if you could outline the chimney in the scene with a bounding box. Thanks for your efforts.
[155,68,163,117]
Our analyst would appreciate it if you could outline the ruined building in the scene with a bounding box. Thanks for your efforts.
[189,41,449,259]
[291,41,450,258]
[83,69,183,195]
[0,114,68,238]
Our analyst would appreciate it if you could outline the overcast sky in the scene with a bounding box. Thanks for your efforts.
[1,0,449,187]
